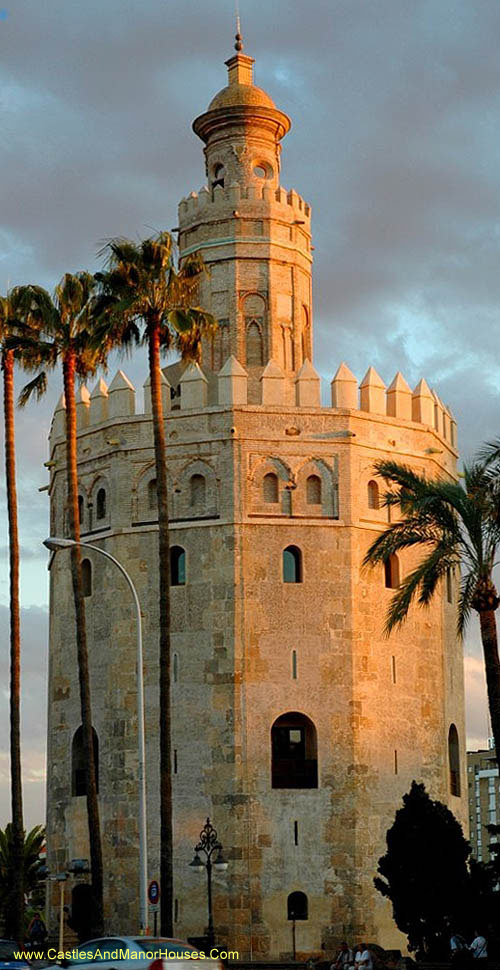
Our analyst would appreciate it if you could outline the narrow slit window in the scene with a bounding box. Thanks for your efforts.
[171,546,186,587]
[446,568,453,604]
[96,488,106,521]
[292,650,297,680]
[294,820,298,846]
[391,656,396,684]
[148,479,157,511]
[367,480,379,510]
[449,724,461,796]
[174,749,178,774]
[173,653,179,683]
[384,554,399,589]
[394,750,398,775]
[283,546,302,584]
[82,558,92,598]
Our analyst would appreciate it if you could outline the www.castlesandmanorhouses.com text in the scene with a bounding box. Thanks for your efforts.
[17,950,239,962]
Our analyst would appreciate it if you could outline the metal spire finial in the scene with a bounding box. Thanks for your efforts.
[235,0,243,51]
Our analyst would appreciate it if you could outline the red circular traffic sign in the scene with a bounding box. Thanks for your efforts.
[148,880,160,905]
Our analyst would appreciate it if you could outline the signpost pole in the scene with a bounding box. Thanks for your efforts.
[148,879,160,937]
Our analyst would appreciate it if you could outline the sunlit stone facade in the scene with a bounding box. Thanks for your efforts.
[45,39,467,958]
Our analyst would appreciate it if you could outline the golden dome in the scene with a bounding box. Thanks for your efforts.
[208,83,276,112]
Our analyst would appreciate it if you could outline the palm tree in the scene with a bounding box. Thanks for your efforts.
[0,288,38,941]
[94,232,217,934]
[0,824,45,936]
[362,456,500,771]
[15,273,105,934]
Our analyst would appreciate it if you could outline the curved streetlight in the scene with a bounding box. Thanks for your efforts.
[43,536,148,932]
[189,818,228,947]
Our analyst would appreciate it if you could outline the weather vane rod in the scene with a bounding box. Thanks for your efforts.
[235,0,243,51]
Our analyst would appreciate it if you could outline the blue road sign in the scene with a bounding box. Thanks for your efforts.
[148,880,160,905]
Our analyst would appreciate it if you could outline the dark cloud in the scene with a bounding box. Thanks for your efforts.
[1,0,499,817]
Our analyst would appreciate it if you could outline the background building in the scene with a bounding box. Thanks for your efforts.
[468,743,499,863]
[45,36,467,958]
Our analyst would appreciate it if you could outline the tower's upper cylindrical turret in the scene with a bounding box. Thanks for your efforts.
[179,34,312,395]
[193,37,291,193]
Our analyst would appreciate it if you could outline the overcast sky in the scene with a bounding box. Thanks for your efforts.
[1,0,499,827]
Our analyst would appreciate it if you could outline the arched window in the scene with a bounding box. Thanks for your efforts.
[306,475,321,505]
[271,712,318,789]
[82,559,92,597]
[96,488,106,521]
[190,474,206,509]
[282,327,294,371]
[384,554,399,589]
[287,891,308,921]
[72,725,99,796]
[171,546,186,587]
[448,724,461,796]
[368,480,379,510]
[283,546,302,583]
[148,478,157,511]
[246,321,263,367]
[263,473,279,504]
[212,163,225,189]
[78,495,84,525]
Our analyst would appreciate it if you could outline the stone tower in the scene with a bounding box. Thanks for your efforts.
[45,34,467,958]
[177,36,311,401]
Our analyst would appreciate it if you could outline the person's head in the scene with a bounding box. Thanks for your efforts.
[340,944,349,951]
[33,913,40,919]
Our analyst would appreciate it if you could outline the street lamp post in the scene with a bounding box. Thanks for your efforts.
[43,536,148,933]
[189,818,228,948]
[40,859,90,952]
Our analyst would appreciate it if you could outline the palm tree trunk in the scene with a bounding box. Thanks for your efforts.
[148,322,173,936]
[478,609,500,771]
[62,354,104,935]
[2,348,24,942]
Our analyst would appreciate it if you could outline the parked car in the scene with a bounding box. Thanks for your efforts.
[58,937,224,970]
[0,941,30,970]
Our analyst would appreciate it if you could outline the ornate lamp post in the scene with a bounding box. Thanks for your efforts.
[39,858,90,951]
[189,818,228,947]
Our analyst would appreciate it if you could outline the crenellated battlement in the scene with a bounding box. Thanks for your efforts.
[178,182,311,228]
[49,357,457,453]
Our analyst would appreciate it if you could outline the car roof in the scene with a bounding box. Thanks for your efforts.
[83,938,197,947]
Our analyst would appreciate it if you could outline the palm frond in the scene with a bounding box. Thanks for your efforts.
[457,569,477,637]
[383,543,456,633]
[362,519,441,568]
[478,438,500,469]
[18,372,48,407]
